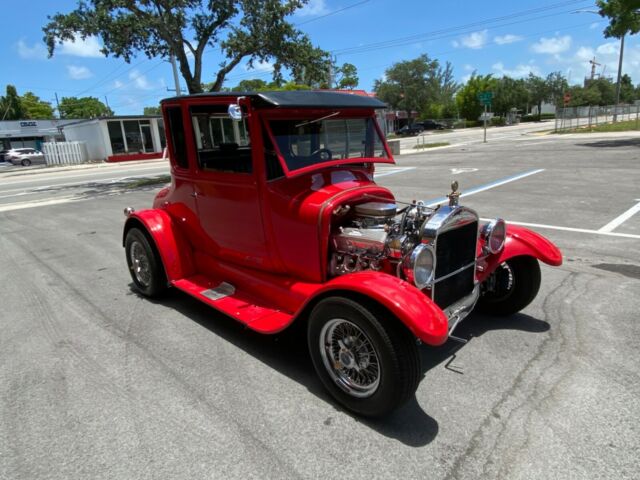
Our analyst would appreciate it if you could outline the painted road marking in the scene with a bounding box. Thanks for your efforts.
[0,196,80,213]
[481,218,640,240]
[426,168,545,206]
[450,167,478,174]
[374,166,416,178]
[598,200,640,233]
[0,164,168,186]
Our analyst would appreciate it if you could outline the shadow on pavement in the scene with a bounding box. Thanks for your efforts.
[577,137,640,148]
[130,285,549,447]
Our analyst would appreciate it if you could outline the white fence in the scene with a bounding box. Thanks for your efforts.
[42,141,88,165]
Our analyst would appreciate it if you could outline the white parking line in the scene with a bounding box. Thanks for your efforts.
[374,166,416,178]
[426,168,545,206]
[481,218,640,240]
[598,200,640,233]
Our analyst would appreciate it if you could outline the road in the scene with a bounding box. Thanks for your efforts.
[1,131,639,479]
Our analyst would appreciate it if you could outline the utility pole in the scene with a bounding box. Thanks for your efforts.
[104,96,110,110]
[483,103,487,143]
[614,34,625,121]
[55,92,62,118]
[170,54,182,96]
[328,54,337,89]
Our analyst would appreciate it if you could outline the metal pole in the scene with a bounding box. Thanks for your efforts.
[55,92,62,118]
[483,103,487,143]
[614,35,625,122]
[170,54,182,96]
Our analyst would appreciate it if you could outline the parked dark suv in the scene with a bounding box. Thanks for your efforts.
[394,124,424,136]
[418,119,447,130]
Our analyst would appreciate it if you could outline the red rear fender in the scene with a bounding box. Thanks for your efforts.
[123,209,194,281]
[309,271,449,346]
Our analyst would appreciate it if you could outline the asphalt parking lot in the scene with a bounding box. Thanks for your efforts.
[1,132,639,479]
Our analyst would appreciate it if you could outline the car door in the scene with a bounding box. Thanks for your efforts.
[187,103,274,270]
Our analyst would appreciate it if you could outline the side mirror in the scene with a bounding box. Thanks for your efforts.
[228,104,243,122]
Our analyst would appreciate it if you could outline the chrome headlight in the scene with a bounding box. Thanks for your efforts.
[482,218,506,254]
[403,244,435,289]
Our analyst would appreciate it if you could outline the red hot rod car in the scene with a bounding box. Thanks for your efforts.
[123,91,562,417]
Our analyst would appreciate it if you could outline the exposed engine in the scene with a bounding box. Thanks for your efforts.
[329,200,436,277]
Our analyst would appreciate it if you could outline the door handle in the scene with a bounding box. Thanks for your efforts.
[190,191,199,198]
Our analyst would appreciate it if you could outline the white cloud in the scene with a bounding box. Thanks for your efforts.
[492,62,540,78]
[113,80,125,89]
[129,70,152,90]
[59,35,103,57]
[67,65,93,80]
[456,30,489,49]
[464,64,474,71]
[494,34,523,45]
[297,0,328,17]
[531,35,572,54]
[597,42,619,55]
[576,46,595,61]
[590,22,600,30]
[16,39,48,60]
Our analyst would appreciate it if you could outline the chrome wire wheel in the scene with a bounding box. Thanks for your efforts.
[319,318,381,398]
[129,240,152,287]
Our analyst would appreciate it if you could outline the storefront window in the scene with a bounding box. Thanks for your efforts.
[123,120,143,152]
[107,121,125,154]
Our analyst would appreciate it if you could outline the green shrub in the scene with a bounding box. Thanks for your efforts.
[490,116,506,126]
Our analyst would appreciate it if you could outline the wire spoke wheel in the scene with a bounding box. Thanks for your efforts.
[319,318,380,398]
[129,240,152,287]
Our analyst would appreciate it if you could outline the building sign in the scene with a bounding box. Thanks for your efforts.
[20,121,38,128]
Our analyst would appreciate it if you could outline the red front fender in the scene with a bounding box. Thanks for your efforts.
[123,209,194,282]
[478,224,562,282]
[305,271,449,346]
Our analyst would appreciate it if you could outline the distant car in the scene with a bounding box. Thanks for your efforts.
[394,124,424,136]
[6,148,45,166]
[418,120,447,130]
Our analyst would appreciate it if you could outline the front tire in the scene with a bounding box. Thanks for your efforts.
[308,297,421,417]
[477,256,541,316]
[125,227,167,298]
[21,159,31,166]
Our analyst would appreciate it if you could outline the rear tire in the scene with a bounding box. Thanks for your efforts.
[308,297,421,417]
[125,227,167,298]
[21,159,31,166]
[477,256,541,316]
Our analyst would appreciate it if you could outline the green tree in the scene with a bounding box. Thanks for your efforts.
[374,54,457,119]
[334,63,359,90]
[59,96,113,118]
[545,71,569,108]
[597,0,640,38]
[456,73,497,121]
[143,106,161,116]
[44,0,330,94]
[492,77,529,116]
[619,73,636,102]
[21,92,55,119]
[0,85,26,120]
[233,79,270,91]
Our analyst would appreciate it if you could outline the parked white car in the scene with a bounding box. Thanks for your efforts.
[6,148,45,166]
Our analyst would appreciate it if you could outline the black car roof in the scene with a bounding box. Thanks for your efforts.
[161,90,387,109]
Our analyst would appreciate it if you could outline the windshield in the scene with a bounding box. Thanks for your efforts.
[268,117,388,173]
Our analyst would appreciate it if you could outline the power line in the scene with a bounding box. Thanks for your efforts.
[332,0,592,55]
[295,0,371,26]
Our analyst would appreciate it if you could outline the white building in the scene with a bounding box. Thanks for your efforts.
[0,119,80,150]
[63,116,166,162]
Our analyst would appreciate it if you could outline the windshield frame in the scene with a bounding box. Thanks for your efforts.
[260,108,394,178]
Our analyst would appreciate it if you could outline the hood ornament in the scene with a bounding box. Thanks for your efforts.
[447,180,460,207]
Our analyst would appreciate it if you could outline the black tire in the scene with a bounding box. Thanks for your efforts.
[477,256,541,316]
[21,159,31,166]
[308,297,421,417]
[124,227,167,298]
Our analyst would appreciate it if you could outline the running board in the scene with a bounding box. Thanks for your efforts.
[172,275,292,334]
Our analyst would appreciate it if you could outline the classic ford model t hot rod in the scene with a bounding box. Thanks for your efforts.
[123,91,562,416]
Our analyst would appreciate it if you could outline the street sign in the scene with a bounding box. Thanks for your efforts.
[563,92,571,106]
[477,91,493,105]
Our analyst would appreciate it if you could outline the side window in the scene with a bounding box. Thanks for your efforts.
[263,126,284,181]
[166,107,189,169]
[190,105,252,174]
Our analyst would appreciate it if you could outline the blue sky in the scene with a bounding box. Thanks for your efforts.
[3,0,638,115]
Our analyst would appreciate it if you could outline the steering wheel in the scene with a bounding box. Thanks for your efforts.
[312,148,332,161]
